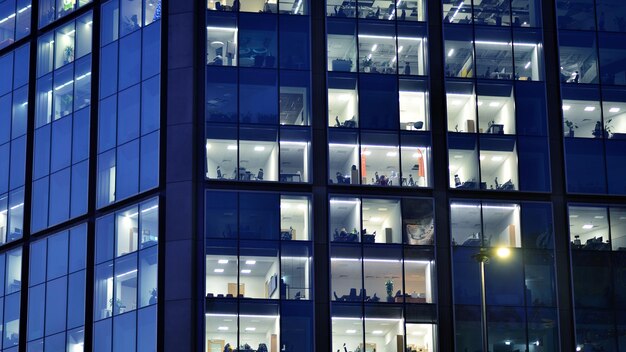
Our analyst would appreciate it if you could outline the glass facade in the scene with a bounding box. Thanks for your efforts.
[97,0,161,208]
[32,12,93,232]
[0,44,28,247]
[0,0,625,350]
[558,0,626,194]
[451,201,558,351]
[0,247,22,351]
[94,198,158,352]
[568,204,626,350]
[0,0,163,351]
[26,224,86,351]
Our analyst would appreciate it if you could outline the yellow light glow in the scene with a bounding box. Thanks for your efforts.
[496,247,511,258]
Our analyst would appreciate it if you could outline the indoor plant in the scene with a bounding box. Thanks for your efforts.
[385,279,394,302]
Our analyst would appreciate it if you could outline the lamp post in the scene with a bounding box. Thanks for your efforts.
[471,246,511,352]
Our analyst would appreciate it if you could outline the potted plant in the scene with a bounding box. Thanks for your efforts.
[63,45,74,64]
[564,119,578,138]
[385,279,394,302]
[109,298,125,315]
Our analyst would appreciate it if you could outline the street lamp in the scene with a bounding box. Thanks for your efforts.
[471,246,511,352]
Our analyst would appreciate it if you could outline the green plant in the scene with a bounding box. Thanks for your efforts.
[385,279,394,298]
[63,46,74,64]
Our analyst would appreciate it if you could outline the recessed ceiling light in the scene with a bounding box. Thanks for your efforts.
[505,341,511,346]
[363,150,372,156]
[491,156,504,161]
[453,155,463,159]
[254,146,265,152]
[562,105,571,111]
[227,145,238,150]
[214,268,224,273]
[386,152,397,157]
[609,107,620,113]
[371,44,377,52]
[372,330,383,335]
[594,216,604,219]
[370,217,383,222]
[346,330,357,334]
[489,102,500,107]
[245,260,256,265]
[218,326,229,331]
[582,224,594,229]
[584,106,595,112]
[479,155,485,161]
[569,215,579,218]
[241,269,252,274]
[477,101,483,106]
[218,259,229,264]
[377,208,388,211]
[245,327,256,331]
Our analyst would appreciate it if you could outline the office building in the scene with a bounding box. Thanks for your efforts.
[0,0,625,351]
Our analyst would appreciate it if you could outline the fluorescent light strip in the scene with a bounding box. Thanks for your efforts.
[141,204,158,213]
[205,314,279,319]
[206,26,238,32]
[449,1,464,23]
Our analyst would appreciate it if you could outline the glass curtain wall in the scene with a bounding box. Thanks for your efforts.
[443,0,549,192]
[96,0,161,208]
[0,247,22,352]
[329,196,437,352]
[0,44,29,247]
[205,3,312,183]
[0,0,31,50]
[451,200,558,352]
[326,3,432,188]
[26,224,87,351]
[205,190,314,352]
[557,0,626,194]
[32,12,93,233]
[567,204,626,350]
[93,198,159,352]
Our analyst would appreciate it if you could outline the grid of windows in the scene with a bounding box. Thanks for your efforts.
[0,0,31,50]
[0,248,22,352]
[329,196,437,352]
[567,204,626,350]
[451,201,558,351]
[26,223,87,352]
[97,0,161,208]
[0,44,29,246]
[32,13,93,232]
[326,14,432,187]
[205,8,312,183]
[93,198,158,352]
[557,1,626,194]
[205,190,313,350]
[443,2,549,192]
[0,1,163,351]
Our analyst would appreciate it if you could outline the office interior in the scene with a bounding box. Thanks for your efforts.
[568,206,626,251]
[448,136,518,191]
[325,0,426,21]
[562,99,626,139]
[331,316,435,352]
[442,0,540,27]
[205,247,311,300]
[450,202,521,248]
[207,0,307,14]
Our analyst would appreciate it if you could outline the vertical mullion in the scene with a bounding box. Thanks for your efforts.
[85,0,102,350]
